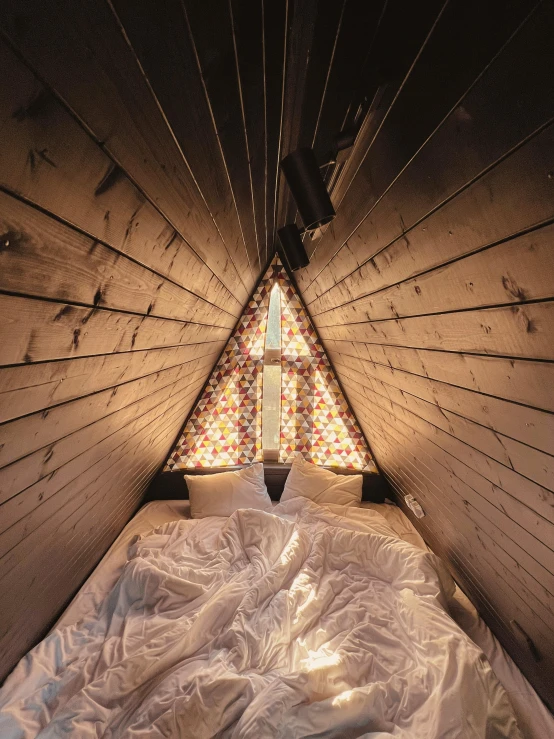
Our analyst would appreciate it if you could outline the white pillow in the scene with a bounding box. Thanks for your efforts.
[281,456,362,507]
[185,463,273,519]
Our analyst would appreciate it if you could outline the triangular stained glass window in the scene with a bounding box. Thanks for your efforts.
[165,255,376,471]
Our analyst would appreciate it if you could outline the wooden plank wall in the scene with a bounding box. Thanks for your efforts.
[1,0,552,711]
[0,0,410,681]
[293,0,554,708]
[0,0,290,681]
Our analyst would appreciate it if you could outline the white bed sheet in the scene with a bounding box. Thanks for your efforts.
[55,500,428,632]
[5,499,553,738]
[1,499,521,737]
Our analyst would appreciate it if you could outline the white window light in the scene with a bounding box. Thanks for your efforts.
[262,282,281,462]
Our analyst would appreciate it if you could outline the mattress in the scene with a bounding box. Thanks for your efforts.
[56,499,553,739]
[2,499,552,737]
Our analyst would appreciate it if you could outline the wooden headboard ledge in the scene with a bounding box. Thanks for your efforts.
[146,463,389,504]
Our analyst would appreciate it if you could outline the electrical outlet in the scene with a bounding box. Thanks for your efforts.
[404,494,425,518]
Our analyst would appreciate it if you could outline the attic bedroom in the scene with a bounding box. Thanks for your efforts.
[0,0,553,736]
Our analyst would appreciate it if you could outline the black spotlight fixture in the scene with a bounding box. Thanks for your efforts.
[280,147,336,231]
[278,224,309,271]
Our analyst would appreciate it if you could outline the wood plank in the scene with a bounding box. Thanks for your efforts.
[0,352,218,474]
[0,410,182,678]
[0,402,192,628]
[413,533,530,672]
[358,406,554,634]
[231,0,267,264]
[309,4,554,302]
[360,402,554,600]
[324,338,554,412]
[1,388,194,560]
[0,293,229,366]
[110,0,255,289]
[281,0,344,227]
[327,349,554,454]
[310,0,389,163]
[0,368,207,509]
[371,442,554,698]
[0,38,243,317]
[262,0,286,251]
[300,0,415,258]
[388,487,552,707]
[2,403,184,578]
[183,0,261,273]
[0,388,196,567]
[386,474,521,640]
[309,119,554,311]
[321,0,387,139]
[376,454,552,702]
[0,189,236,328]
[338,354,554,488]
[358,372,552,704]
[0,341,223,424]
[336,359,554,491]
[342,373,554,533]
[319,300,554,360]
[302,82,396,257]
[0,399,188,594]
[315,222,554,324]
[369,431,554,637]
[378,448,548,630]
[0,0,251,302]
[293,0,345,153]
[371,451,554,705]
[305,17,400,260]
[318,82,397,236]
[299,0,547,297]
[299,0,448,277]
[274,0,318,232]
[343,380,554,566]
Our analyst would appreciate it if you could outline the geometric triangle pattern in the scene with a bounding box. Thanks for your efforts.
[272,256,376,471]
[165,253,375,471]
[164,267,273,469]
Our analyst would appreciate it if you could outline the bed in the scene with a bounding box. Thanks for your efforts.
[0,494,552,737]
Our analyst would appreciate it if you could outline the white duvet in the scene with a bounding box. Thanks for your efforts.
[0,498,521,738]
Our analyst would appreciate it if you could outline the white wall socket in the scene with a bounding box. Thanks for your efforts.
[404,494,426,518]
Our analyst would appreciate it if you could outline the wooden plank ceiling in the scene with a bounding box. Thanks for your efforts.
[292,0,554,711]
[0,0,553,714]
[0,0,399,681]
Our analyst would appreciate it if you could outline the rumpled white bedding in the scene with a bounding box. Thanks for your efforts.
[0,498,521,738]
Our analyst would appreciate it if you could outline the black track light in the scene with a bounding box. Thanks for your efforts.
[280,148,335,231]
[278,224,309,271]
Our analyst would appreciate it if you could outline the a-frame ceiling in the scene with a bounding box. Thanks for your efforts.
[1,0,554,712]
[0,0,443,295]
[1,0,438,678]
